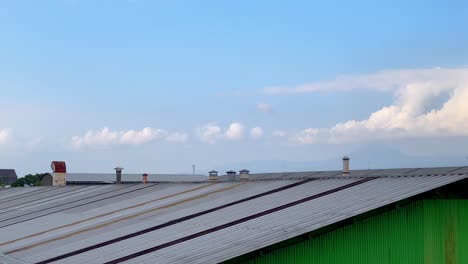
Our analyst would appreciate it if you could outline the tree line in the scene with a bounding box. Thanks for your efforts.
[10,174,46,187]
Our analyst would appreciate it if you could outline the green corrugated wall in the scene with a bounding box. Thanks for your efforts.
[239,199,468,264]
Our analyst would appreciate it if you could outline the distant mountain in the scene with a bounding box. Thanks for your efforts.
[215,144,468,174]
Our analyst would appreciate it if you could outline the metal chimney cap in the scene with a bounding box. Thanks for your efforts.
[342,156,350,160]
[239,169,250,174]
[209,170,218,174]
[51,161,67,173]
[226,170,237,175]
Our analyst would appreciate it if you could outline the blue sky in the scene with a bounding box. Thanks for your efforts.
[1,0,468,176]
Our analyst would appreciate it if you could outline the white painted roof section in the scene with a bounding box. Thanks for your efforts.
[0,166,466,264]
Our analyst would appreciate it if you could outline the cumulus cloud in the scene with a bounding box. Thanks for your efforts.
[285,67,468,143]
[71,127,172,149]
[294,128,320,144]
[225,123,245,140]
[197,122,246,143]
[120,128,167,145]
[250,126,263,138]
[256,103,272,113]
[0,129,11,145]
[197,123,223,144]
[166,132,189,143]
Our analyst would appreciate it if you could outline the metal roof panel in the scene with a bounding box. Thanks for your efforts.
[0,167,466,264]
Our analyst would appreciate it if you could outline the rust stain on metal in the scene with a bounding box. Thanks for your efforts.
[0,183,216,248]
[6,183,242,254]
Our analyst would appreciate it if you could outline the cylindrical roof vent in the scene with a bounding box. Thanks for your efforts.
[342,156,350,176]
[114,167,123,184]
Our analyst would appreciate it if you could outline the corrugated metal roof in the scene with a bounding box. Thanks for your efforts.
[0,167,467,264]
[66,173,207,183]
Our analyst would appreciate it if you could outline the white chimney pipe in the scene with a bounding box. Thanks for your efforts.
[342,156,350,176]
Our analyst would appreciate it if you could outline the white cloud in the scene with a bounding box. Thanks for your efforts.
[289,67,468,144]
[197,122,246,143]
[294,128,320,144]
[71,127,118,149]
[272,130,287,137]
[71,127,168,149]
[120,128,167,145]
[256,103,272,113]
[250,127,263,138]
[197,123,223,144]
[262,67,466,94]
[0,129,11,145]
[225,123,245,140]
[166,132,189,143]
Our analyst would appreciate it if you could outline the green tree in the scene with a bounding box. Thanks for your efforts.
[11,174,45,187]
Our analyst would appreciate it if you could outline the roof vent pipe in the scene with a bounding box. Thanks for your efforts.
[239,169,250,181]
[114,167,123,184]
[142,173,148,184]
[226,170,236,181]
[209,170,218,181]
[342,156,350,176]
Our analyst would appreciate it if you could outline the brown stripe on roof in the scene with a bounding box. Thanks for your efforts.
[0,184,157,228]
[33,178,326,264]
[101,177,376,264]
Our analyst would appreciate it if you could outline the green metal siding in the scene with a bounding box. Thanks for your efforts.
[238,199,468,264]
